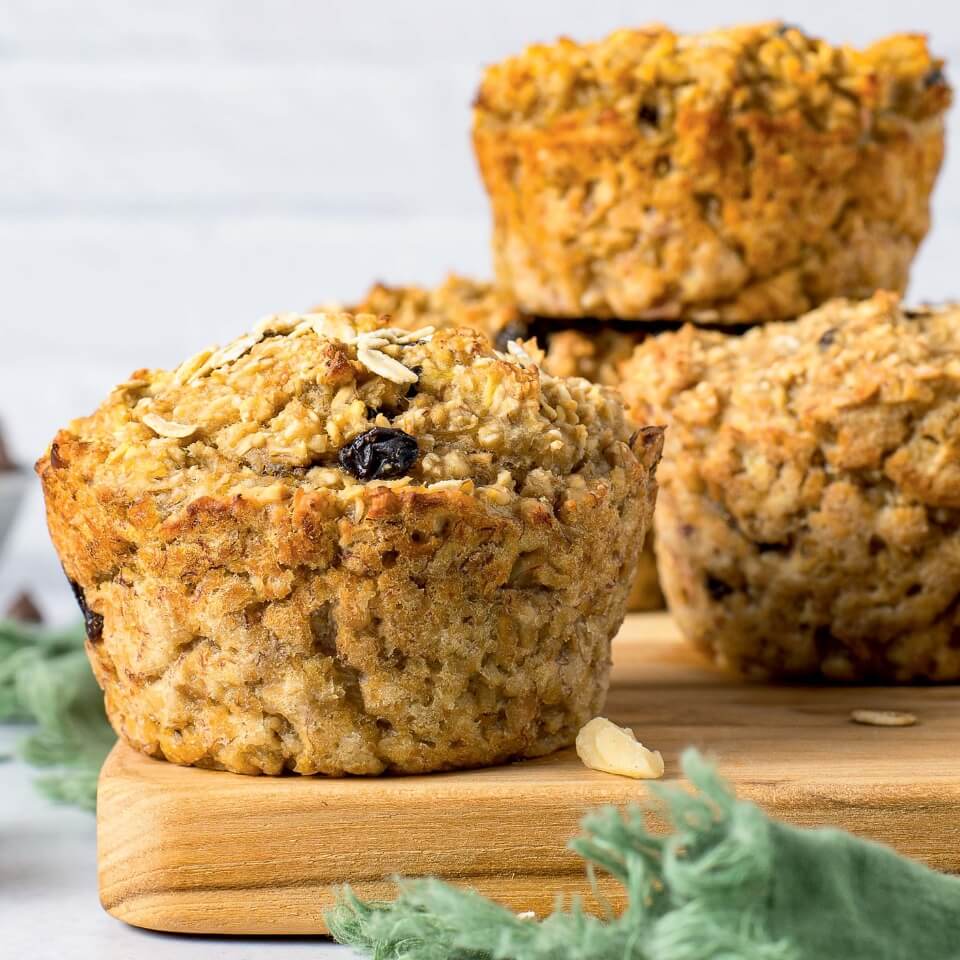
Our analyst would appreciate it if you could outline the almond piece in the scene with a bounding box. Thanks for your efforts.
[851,709,917,727]
[141,414,197,440]
[575,717,665,779]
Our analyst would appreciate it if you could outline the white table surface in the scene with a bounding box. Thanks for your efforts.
[0,728,358,959]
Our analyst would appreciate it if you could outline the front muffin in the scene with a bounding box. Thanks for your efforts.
[474,23,949,322]
[622,293,960,681]
[38,314,662,775]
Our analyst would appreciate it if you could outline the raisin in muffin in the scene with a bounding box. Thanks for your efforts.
[38,313,662,775]
[622,292,960,681]
[474,23,950,322]
[347,275,663,610]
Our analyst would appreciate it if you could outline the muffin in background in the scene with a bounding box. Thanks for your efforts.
[622,292,960,681]
[473,23,950,322]
[347,275,663,609]
[346,274,524,353]
[346,274,642,384]
[38,313,662,775]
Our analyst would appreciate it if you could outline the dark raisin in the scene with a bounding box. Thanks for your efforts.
[338,427,419,482]
[637,103,659,127]
[818,328,837,349]
[494,321,530,353]
[404,366,423,400]
[653,155,672,177]
[68,577,104,642]
[775,22,802,36]
[924,66,945,89]
[705,576,733,601]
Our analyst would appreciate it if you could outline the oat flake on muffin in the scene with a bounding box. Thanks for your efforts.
[38,312,662,775]
[474,22,950,322]
[622,292,960,681]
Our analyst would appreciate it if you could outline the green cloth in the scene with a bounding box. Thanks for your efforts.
[327,750,960,960]
[0,617,114,809]
[3,619,960,956]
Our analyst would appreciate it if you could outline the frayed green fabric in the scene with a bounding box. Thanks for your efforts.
[327,750,960,960]
[0,618,114,810]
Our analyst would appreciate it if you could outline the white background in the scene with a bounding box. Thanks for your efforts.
[0,0,959,621]
[0,4,957,955]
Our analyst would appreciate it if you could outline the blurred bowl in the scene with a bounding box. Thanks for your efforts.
[0,469,27,554]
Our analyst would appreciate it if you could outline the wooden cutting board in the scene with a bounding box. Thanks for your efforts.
[97,612,960,935]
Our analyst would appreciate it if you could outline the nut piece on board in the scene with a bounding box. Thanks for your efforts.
[851,709,917,728]
[576,717,665,779]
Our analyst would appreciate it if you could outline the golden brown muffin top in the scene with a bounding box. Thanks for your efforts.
[474,22,950,130]
[622,292,960,532]
[47,312,635,517]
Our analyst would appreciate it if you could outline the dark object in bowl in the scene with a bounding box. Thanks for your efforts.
[5,590,44,624]
[0,423,14,472]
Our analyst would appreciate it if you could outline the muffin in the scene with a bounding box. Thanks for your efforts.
[346,274,642,384]
[346,274,526,354]
[473,23,950,322]
[622,292,960,681]
[348,275,663,609]
[37,313,662,775]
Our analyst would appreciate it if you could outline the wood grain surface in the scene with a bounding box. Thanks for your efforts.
[97,612,960,935]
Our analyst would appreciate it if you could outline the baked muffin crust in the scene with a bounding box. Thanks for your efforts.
[39,313,662,774]
[346,274,642,385]
[348,276,663,608]
[474,23,950,322]
[622,293,960,680]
